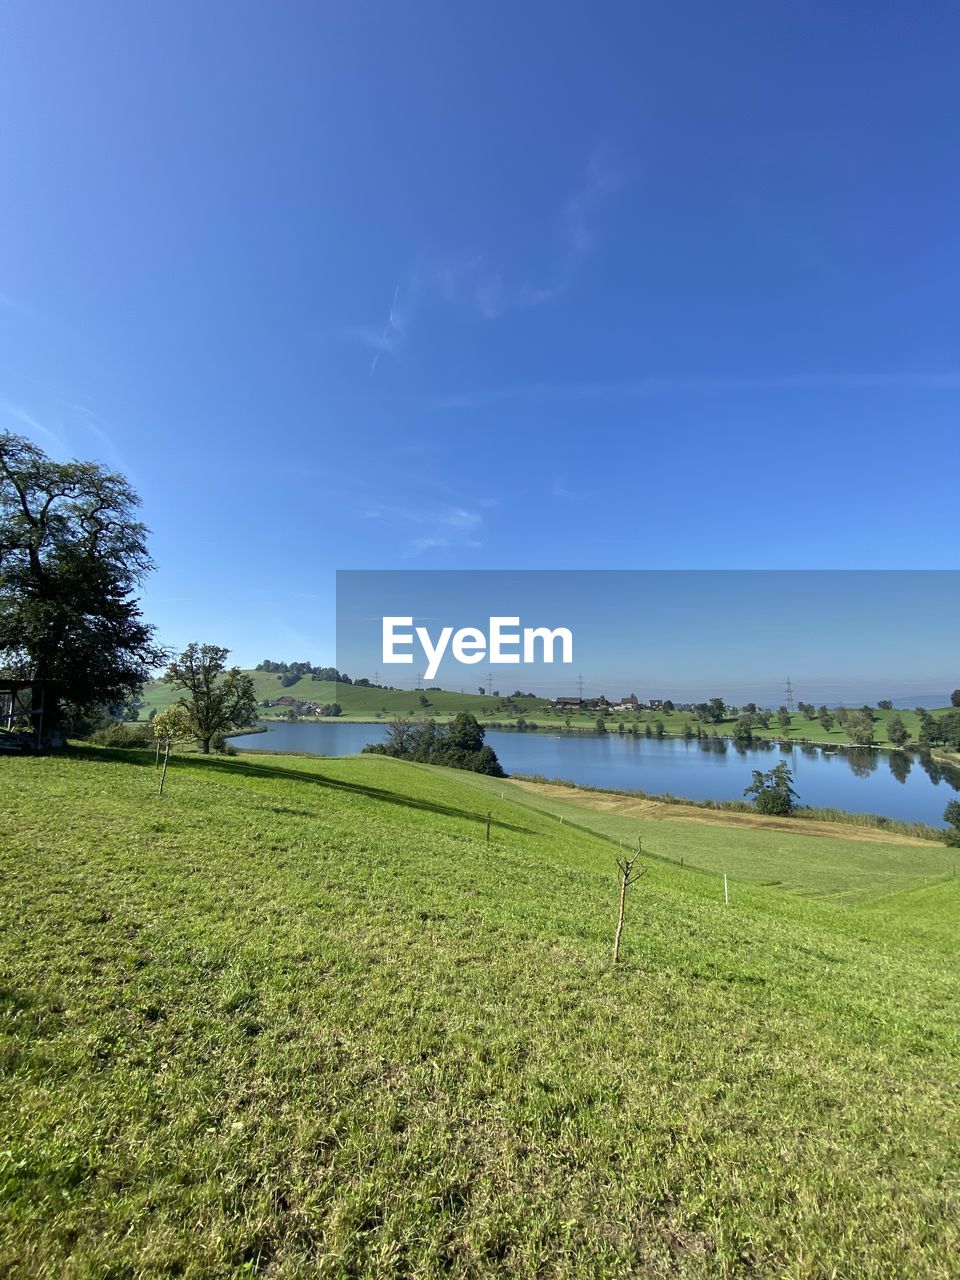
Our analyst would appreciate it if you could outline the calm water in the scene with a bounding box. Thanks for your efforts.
[227,722,960,827]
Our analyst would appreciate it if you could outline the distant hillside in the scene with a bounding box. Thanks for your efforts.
[130,674,955,749]
[131,672,552,722]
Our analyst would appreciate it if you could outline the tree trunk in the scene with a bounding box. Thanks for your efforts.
[201,737,211,754]
[159,740,170,795]
[612,872,628,965]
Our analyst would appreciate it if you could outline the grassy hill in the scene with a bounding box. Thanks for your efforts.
[1,747,958,1276]
[133,672,551,723]
[132,674,953,748]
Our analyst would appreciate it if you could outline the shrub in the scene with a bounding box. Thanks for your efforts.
[89,722,153,748]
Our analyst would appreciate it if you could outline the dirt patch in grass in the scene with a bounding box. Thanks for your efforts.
[511,779,934,846]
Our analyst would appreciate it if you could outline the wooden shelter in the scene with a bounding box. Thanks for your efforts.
[0,679,49,752]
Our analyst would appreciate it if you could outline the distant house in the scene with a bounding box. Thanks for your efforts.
[554,696,583,709]
[648,698,664,711]
[276,696,296,706]
[613,693,639,710]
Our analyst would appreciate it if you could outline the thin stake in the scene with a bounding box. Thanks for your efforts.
[158,738,170,796]
[485,811,491,842]
[724,873,729,906]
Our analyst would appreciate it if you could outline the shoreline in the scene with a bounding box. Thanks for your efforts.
[247,715,936,755]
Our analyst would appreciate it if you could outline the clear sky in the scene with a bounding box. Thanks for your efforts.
[336,571,959,703]
[1,3,957,674]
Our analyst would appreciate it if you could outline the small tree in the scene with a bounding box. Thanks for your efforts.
[846,711,875,746]
[163,643,257,753]
[152,705,192,795]
[612,840,646,965]
[744,762,799,816]
[778,706,792,732]
[887,714,910,748]
[733,716,753,744]
[944,799,960,848]
[951,690,960,708]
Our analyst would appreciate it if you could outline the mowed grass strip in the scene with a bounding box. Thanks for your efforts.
[450,772,957,904]
[1,748,958,1278]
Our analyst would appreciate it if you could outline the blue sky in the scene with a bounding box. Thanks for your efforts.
[1,2,958,673]
[336,571,959,703]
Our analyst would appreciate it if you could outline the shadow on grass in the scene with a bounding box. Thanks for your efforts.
[66,744,535,835]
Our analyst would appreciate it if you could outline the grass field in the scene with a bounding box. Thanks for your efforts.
[2,747,959,1277]
[132,673,952,748]
[132,673,551,724]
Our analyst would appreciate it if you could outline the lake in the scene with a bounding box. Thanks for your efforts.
[226,721,960,827]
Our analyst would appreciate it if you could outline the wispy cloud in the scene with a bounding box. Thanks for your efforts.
[433,370,960,410]
[360,502,486,556]
[468,150,627,319]
[551,477,594,501]
[346,282,414,372]
[0,398,68,453]
[344,149,627,364]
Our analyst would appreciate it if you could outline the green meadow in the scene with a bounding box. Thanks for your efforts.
[1,747,958,1277]
[132,673,953,748]
[133,673,550,724]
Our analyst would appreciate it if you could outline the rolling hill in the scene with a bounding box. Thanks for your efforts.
[1,746,957,1275]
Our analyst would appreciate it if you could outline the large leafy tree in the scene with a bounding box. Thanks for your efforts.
[0,431,163,729]
[163,643,257,753]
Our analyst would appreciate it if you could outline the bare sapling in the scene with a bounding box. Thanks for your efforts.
[612,838,647,965]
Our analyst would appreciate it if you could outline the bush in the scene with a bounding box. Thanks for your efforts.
[89,722,153,748]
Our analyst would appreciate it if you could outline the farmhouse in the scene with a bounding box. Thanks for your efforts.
[554,696,584,709]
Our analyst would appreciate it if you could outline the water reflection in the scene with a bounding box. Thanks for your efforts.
[916,753,960,788]
[888,751,912,785]
[845,747,879,779]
